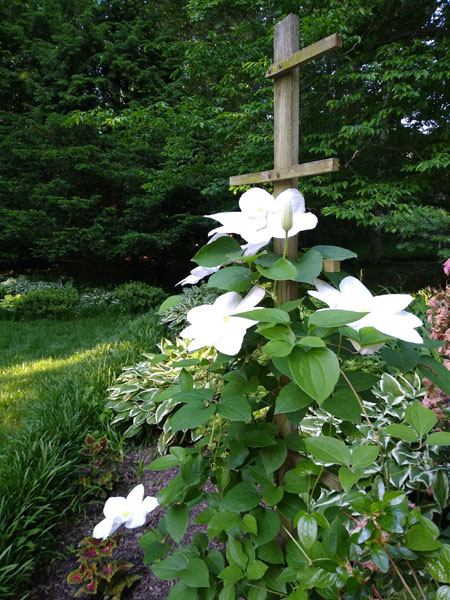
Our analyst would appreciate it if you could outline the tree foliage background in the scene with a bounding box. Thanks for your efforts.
[0,0,448,284]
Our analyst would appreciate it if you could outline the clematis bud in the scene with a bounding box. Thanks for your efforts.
[280,198,293,233]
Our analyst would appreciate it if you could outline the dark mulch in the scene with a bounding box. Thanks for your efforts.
[30,449,214,600]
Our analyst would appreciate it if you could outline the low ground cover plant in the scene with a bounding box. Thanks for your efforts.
[0,276,166,319]
[97,187,450,600]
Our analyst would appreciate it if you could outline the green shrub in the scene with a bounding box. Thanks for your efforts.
[14,286,79,319]
[115,282,167,314]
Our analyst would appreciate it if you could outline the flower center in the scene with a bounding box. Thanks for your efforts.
[223,315,230,323]
[121,510,130,519]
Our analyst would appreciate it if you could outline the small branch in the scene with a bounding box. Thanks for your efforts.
[406,560,427,600]
[388,555,418,600]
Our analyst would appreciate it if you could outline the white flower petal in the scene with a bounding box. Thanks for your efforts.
[214,320,248,355]
[142,496,159,513]
[177,266,219,286]
[277,188,306,214]
[308,279,343,308]
[339,277,373,306]
[93,517,118,540]
[126,484,145,510]
[206,212,247,236]
[103,496,127,519]
[213,291,243,314]
[236,286,265,314]
[241,241,270,256]
[239,188,275,216]
[373,311,423,344]
[125,510,148,529]
[370,293,413,313]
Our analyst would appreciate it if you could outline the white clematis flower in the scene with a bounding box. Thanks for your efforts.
[93,484,159,540]
[206,187,317,246]
[180,286,265,355]
[308,276,423,354]
[177,265,220,286]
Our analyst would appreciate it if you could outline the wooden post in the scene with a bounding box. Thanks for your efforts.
[273,14,299,305]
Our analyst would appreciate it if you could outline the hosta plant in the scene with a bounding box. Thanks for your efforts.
[67,535,139,599]
[106,338,223,452]
[105,187,450,600]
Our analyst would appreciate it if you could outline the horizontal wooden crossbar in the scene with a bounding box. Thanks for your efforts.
[229,157,339,186]
[265,33,342,79]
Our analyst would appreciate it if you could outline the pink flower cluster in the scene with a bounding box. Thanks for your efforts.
[423,274,450,423]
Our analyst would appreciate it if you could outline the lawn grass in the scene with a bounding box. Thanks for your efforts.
[0,312,162,599]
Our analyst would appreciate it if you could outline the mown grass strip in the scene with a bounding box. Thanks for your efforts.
[0,312,162,598]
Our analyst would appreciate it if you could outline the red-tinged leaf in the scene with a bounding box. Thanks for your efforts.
[99,562,118,582]
[83,579,98,594]
[67,569,85,584]
[99,541,116,556]
[86,434,95,446]
[100,436,107,449]
[80,548,99,558]
[115,560,134,572]
[105,580,126,597]
[125,574,141,587]
[88,537,106,547]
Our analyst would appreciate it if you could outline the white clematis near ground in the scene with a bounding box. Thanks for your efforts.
[180,286,265,355]
[206,187,317,246]
[309,276,423,354]
[92,484,159,540]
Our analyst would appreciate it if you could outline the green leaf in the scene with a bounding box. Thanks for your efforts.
[205,550,225,575]
[208,511,240,532]
[425,432,450,446]
[293,249,323,284]
[296,336,325,348]
[193,236,241,267]
[158,295,183,314]
[256,541,284,564]
[297,514,317,549]
[250,508,281,547]
[167,582,198,600]
[172,389,214,404]
[244,430,277,447]
[312,245,357,260]
[146,455,180,470]
[284,470,310,494]
[384,424,419,443]
[288,347,339,404]
[180,558,210,588]
[262,484,284,506]
[178,368,194,391]
[370,544,389,573]
[417,357,450,395]
[436,586,450,600]
[171,403,216,432]
[236,308,290,323]
[256,258,298,281]
[321,388,361,423]
[262,339,294,357]
[405,525,442,551]
[380,347,420,372]
[221,483,260,512]
[405,403,437,437]
[140,540,171,564]
[219,564,244,583]
[351,445,379,470]
[259,325,295,343]
[426,545,450,583]
[246,560,268,580]
[431,470,449,509]
[261,440,287,473]
[309,310,367,328]
[217,395,252,422]
[166,504,190,543]
[240,514,258,535]
[152,553,188,580]
[226,537,248,570]
[338,467,361,492]
[304,436,351,466]
[208,267,253,292]
[274,382,312,414]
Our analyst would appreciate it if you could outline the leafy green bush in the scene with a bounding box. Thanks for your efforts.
[14,286,79,319]
[116,282,167,314]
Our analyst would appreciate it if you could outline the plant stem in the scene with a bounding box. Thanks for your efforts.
[281,525,313,566]
[406,561,427,600]
[340,368,389,490]
[387,555,418,600]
